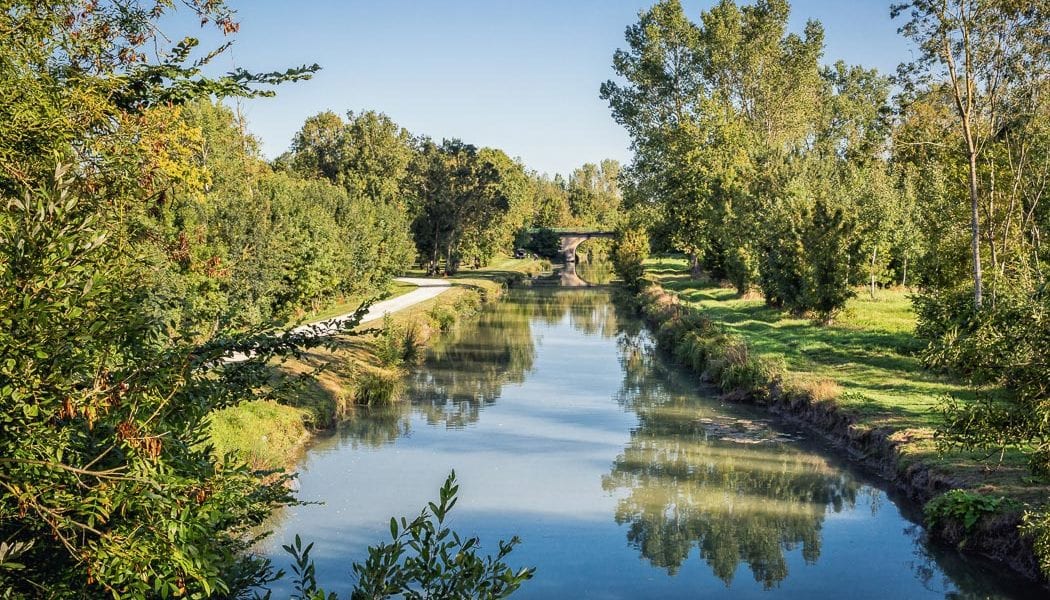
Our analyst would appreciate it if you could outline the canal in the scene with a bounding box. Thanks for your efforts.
[258,288,1035,598]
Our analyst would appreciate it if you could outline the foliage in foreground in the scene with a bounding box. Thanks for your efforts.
[273,472,535,600]
[1022,509,1050,580]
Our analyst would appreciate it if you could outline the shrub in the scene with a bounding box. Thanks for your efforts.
[612,225,650,290]
[400,320,426,365]
[1021,509,1050,579]
[916,283,1050,474]
[428,305,458,332]
[924,489,1017,539]
[375,313,406,367]
[455,290,483,313]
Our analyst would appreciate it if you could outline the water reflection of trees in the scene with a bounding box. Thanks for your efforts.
[343,290,618,432]
[605,331,861,589]
[513,289,621,338]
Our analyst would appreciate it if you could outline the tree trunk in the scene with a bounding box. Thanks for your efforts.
[968,150,984,309]
[690,253,702,278]
[902,256,908,289]
[869,246,878,299]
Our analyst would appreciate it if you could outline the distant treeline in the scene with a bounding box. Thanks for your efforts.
[277,108,625,275]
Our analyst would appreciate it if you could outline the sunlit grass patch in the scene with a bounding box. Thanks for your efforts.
[208,400,310,470]
[641,255,1042,504]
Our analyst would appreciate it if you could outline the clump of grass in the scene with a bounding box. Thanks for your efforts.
[352,365,405,406]
[375,314,431,368]
[787,377,842,403]
[428,305,458,332]
[208,400,309,470]
[715,339,782,394]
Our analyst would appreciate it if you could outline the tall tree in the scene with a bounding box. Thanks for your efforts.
[408,140,508,274]
[893,0,1050,308]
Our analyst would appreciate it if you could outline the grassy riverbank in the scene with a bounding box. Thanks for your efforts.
[639,256,1048,581]
[208,256,549,470]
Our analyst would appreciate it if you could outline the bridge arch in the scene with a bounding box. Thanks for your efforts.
[528,228,616,263]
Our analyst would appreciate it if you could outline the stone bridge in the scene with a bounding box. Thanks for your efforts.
[530,228,616,263]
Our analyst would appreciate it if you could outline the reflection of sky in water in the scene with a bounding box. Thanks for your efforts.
[258,290,1034,599]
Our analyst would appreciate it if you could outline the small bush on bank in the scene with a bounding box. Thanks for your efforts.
[401,319,426,365]
[429,304,458,332]
[915,284,1050,476]
[376,313,406,367]
[455,290,483,313]
[1022,509,1050,579]
[925,489,1017,538]
[612,225,650,290]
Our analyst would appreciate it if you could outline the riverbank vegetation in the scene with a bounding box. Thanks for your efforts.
[210,257,549,471]
[605,0,1048,580]
[0,1,559,594]
[5,0,1047,594]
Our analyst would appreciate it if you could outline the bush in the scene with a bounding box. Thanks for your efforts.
[428,305,458,332]
[1021,509,1050,579]
[916,283,1050,474]
[376,313,407,368]
[400,320,426,365]
[612,225,650,290]
[925,489,1017,539]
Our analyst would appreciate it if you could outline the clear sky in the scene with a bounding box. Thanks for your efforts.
[180,0,915,177]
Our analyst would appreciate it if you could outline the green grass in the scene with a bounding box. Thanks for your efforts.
[206,256,550,470]
[645,256,1044,501]
[648,256,966,428]
[208,400,310,470]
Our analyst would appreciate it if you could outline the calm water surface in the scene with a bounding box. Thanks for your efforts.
[259,289,1037,598]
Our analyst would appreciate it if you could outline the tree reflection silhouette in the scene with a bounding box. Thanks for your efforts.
[605,330,861,589]
[405,290,620,429]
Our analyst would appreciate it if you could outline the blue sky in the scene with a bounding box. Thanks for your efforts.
[177,1,914,177]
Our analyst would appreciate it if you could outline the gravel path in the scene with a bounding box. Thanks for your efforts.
[225,277,450,363]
